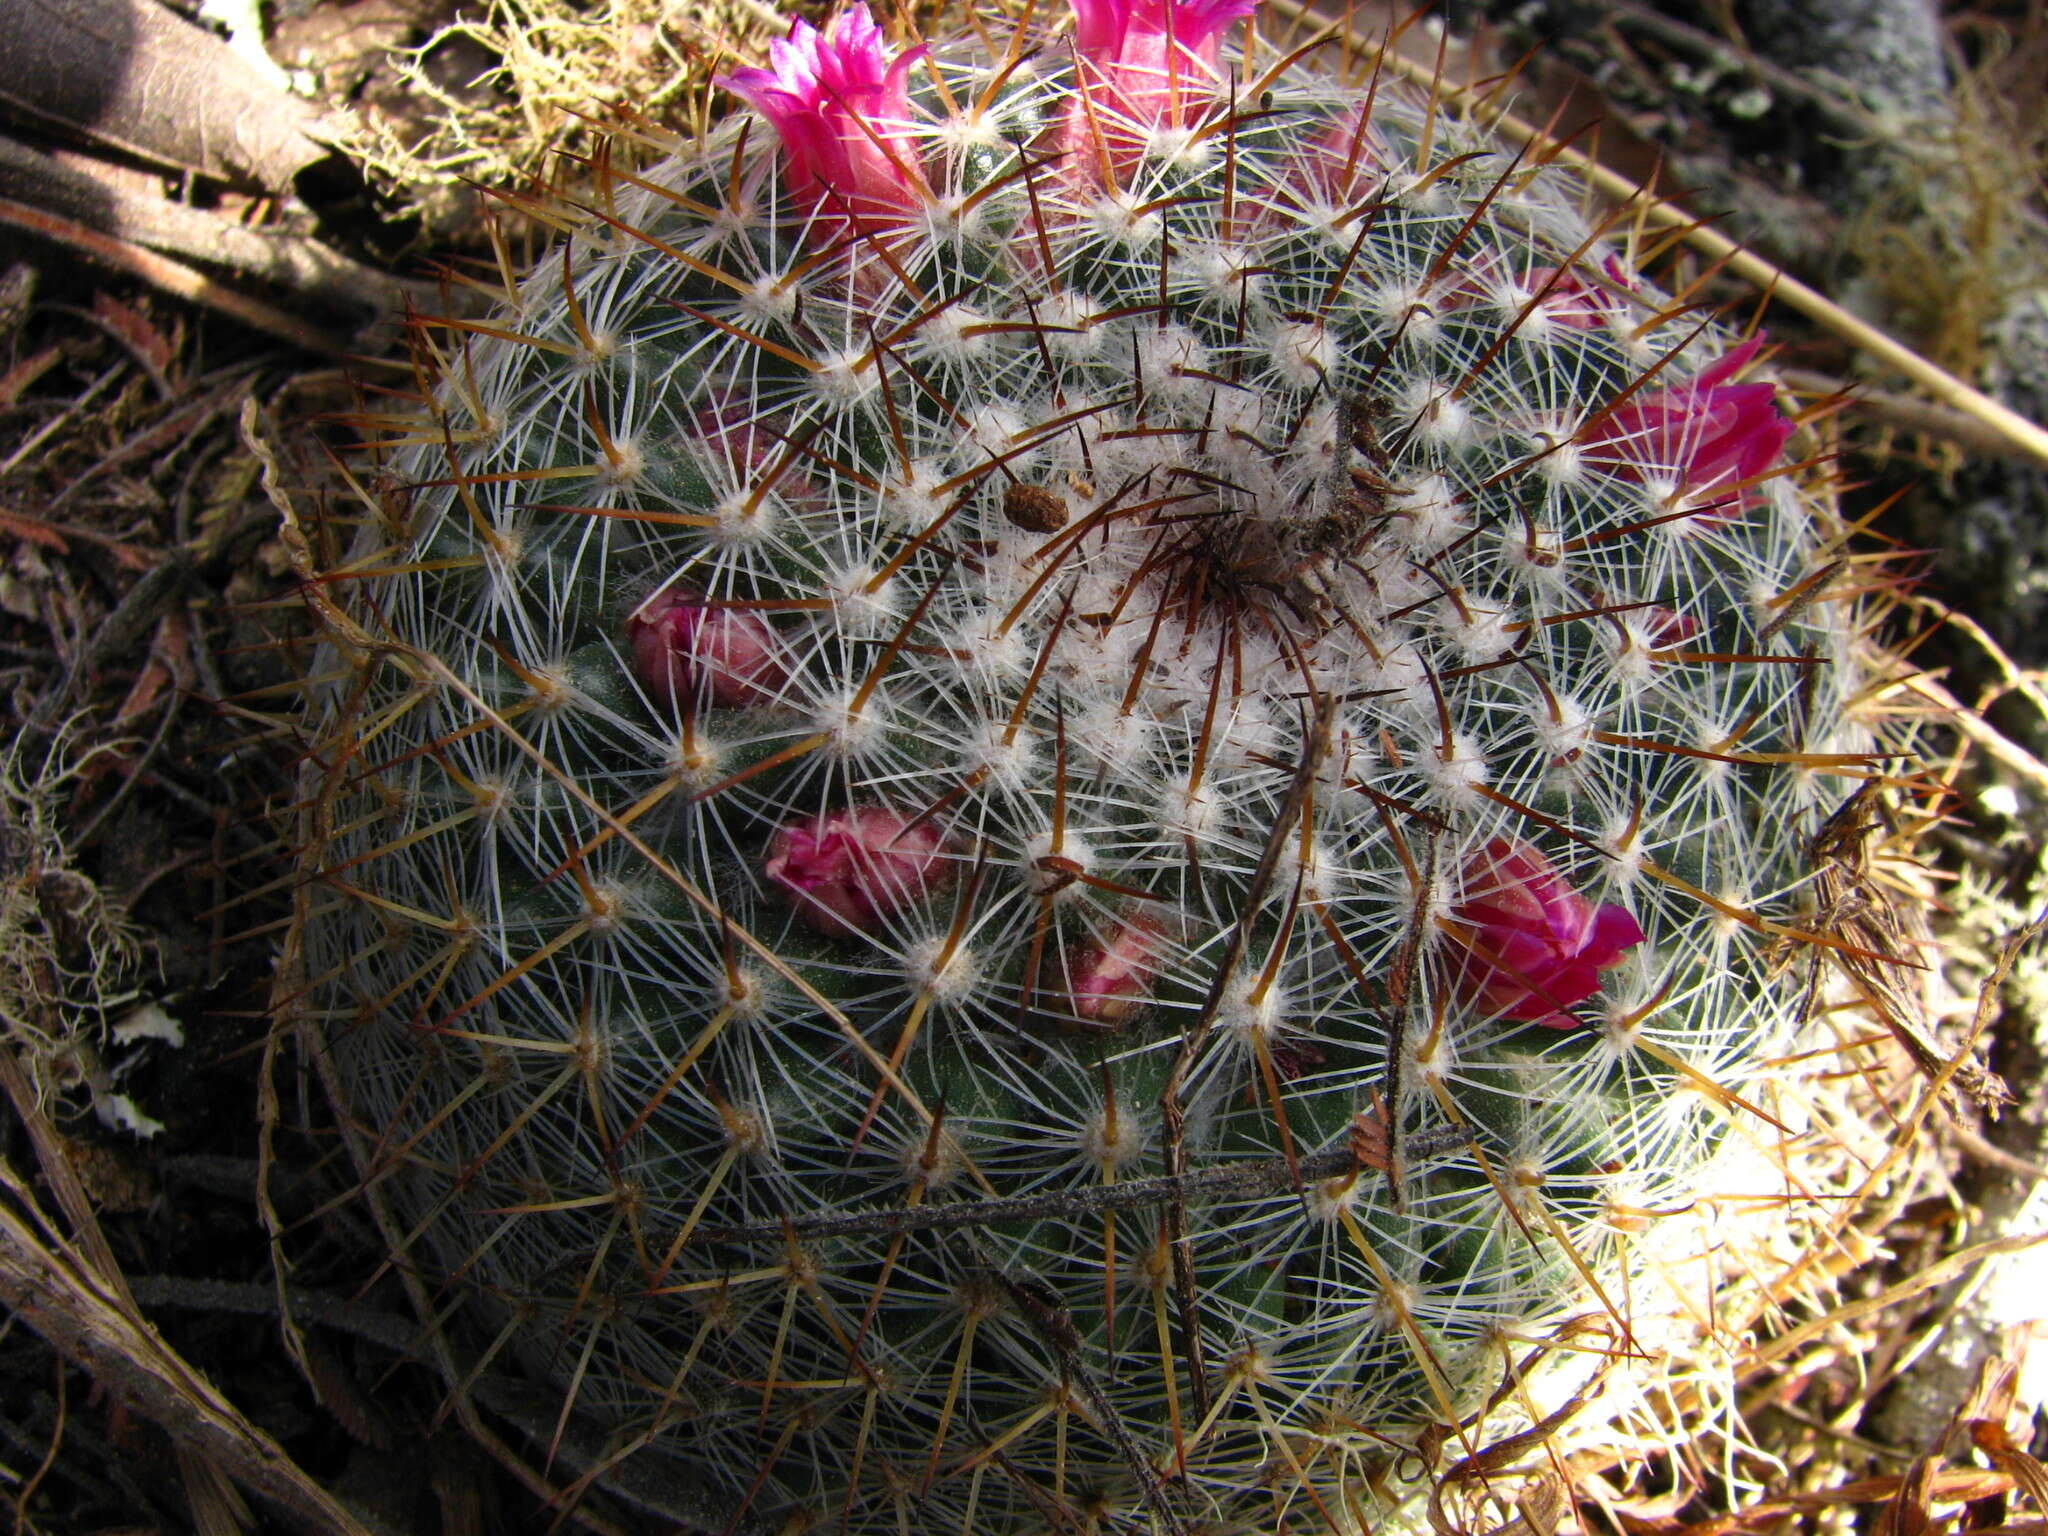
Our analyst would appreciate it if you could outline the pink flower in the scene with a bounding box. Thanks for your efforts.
[1069,0,1257,155]
[1448,839,1645,1029]
[718,6,927,238]
[1068,915,1162,1024]
[627,590,788,709]
[765,807,949,938]
[1582,339,1794,507]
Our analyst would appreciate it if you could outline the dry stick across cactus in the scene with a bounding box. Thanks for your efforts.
[283,0,1932,1528]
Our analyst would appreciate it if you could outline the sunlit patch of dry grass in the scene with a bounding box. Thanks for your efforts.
[1847,6,2048,394]
[339,0,786,224]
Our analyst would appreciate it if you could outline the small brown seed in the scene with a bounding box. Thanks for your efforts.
[1003,482,1069,533]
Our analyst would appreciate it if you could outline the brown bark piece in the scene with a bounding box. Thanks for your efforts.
[0,134,434,318]
[1,0,343,193]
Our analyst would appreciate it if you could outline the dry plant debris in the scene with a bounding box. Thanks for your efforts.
[294,0,783,234]
[0,264,378,1532]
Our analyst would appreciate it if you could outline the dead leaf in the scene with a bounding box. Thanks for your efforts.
[92,292,178,386]
[0,343,63,406]
[1973,1416,2048,1521]
[0,505,72,553]
[5,0,343,193]
[111,611,194,727]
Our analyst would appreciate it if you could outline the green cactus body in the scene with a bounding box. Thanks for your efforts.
[294,3,1865,1528]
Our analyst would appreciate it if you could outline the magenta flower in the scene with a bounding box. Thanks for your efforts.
[764,807,949,938]
[1070,0,1258,146]
[1448,839,1645,1029]
[1582,338,1794,506]
[626,590,788,710]
[718,6,927,238]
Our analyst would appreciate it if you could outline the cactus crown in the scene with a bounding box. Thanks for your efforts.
[293,1,1867,1529]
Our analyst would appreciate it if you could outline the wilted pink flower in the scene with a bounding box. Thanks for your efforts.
[719,5,927,239]
[765,807,949,937]
[1582,338,1794,508]
[627,590,787,709]
[1069,0,1257,157]
[1448,839,1645,1028]
[1068,915,1161,1025]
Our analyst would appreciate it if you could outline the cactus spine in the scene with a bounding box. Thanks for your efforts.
[290,2,1872,1529]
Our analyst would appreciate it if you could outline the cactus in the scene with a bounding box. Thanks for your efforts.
[289,1,1874,1529]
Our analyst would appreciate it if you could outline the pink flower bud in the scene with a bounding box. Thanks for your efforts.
[627,590,787,709]
[718,5,928,241]
[764,807,949,938]
[1068,914,1162,1025]
[1289,105,1381,205]
[1067,0,1258,171]
[1581,339,1795,509]
[1523,263,1619,330]
[1414,253,1634,329]
[1643,606,1701,648]
[695,399,825,514]
[1268,1036,1325,1081]
[1448,839,1645,1029]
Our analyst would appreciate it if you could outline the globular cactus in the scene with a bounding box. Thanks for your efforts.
[289,1,1874,1528]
